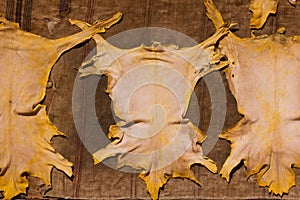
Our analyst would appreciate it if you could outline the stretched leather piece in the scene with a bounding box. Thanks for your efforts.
[0,12,121,199]
[72,20,228,200]
[249,0,297,29]
[205,0,300,195]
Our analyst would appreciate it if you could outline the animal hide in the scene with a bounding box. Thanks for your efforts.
[205,0,300,195]
[72,20,228,200]
[249,0,297,29]
[0,12,121,199]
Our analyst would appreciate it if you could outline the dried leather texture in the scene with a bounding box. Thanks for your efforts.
[205,0,300,196]
[0,13,121,199]
[249,0,297,29]
[72,19,228,200]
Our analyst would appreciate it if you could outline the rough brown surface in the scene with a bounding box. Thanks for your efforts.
[1,0,300,199]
